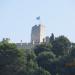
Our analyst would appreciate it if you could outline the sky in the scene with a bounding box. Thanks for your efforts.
[0,0,75,43]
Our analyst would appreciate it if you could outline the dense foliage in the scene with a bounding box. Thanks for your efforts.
[0,35,75,75]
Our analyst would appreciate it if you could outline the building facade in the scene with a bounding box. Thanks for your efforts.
[31,24,45,45]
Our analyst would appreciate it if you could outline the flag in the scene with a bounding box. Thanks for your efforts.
[36,16,40,20]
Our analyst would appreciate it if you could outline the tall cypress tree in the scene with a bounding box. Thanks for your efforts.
[50,33,55,45]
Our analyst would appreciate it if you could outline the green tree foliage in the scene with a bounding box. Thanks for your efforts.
[34,35,75,75]
[1,35,75,75]
[0,39,38,75]
[70,46,75,58]
[34,43,52,56]
[36,51,56,75]
[52,36,71,56]
[0,39,21,75]
[33,68,51,75]
[24,49,38,75]
[49,33,55,45]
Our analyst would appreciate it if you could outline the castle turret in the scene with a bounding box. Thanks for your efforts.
[31,24,45,45]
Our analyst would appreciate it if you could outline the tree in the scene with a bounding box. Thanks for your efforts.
[52,36,71,56]
[50,33,55,45]
[24,49,38,75]
[36,51,56,75]
[0,41,16,75]
[33,68,51,75]
[0,39,39,75]
[34,44,52,56]
[0,39,26,75]
[70,46,75,58]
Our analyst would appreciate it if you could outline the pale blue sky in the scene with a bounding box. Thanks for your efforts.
[0,0,75,43]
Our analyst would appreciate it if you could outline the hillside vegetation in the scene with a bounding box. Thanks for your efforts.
[0,34,75,75]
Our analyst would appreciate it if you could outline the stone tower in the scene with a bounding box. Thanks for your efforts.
[31,24,45,45]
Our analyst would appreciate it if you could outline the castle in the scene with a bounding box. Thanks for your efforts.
[16,23,49,49]
[31,24,45,45]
